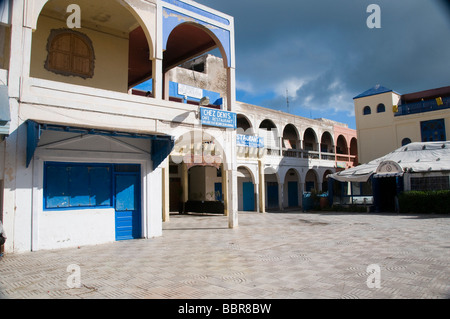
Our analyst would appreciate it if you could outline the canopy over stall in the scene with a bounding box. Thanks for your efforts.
[329,141,450,182]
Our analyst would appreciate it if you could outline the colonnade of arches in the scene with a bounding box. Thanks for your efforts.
[236,114,358,162]
[236,165,334,212]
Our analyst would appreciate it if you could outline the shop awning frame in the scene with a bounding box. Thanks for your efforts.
[26,120,174,169]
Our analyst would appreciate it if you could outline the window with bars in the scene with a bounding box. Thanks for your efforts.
[410,176,449,191]
[45,29,95,79]
[420,119,446,142]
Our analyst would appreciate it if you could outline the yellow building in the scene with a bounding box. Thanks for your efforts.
[354,85,450,164]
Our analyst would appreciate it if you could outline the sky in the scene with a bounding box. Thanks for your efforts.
[192,0,450,129]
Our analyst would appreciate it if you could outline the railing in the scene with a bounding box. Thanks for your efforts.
[395,96,450,116]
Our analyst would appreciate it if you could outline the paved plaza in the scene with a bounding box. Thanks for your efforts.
[0,211,449,299]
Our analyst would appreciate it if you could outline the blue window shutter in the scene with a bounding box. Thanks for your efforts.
[69,166,90,207]
[89,166,111,206]
[46,165,69,208]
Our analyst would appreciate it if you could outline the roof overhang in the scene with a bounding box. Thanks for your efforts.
[26,120,174,169]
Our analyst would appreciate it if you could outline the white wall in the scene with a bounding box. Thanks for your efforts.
[37,208,115,250]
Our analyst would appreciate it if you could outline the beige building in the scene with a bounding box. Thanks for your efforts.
[354,85,450,164]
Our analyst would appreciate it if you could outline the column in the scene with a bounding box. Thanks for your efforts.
[152,58,163,100]
[258,159,265,213]
[278,183,283,211]
[221,164,228,216]
[162,160,170,222]
[181,163,188,213]
[228,169,238,228]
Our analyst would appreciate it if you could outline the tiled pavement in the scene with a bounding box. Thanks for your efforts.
[0,211,449,299]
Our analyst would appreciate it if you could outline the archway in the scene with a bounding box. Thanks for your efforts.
[169,129,229,215]
[336,135,349,156]
[350,137,358,166]
[321,131,334,159]
[303,128,318,157]
[31,0,155,93]
[282,124,300,157]
[305,169,318,192]
[259,119,279,154]
[322,169,333,192]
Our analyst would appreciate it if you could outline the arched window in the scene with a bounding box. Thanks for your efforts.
[377,103,386,113]
[363,106,371,115]
[401,138,412,146]
[45,29,95,79]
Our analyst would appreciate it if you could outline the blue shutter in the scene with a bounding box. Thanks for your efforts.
[89,166,111,206]
[46,165,69,208]
[69,166,90,207]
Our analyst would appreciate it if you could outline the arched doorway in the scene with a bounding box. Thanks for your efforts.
[305,169,318,192]
[284,169,301,208]
[264,167,279,210]
[322,170,333,192]
[169,129,227,215]
[237,166,255,211]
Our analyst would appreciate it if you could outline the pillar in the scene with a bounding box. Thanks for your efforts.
[152,58,163,100]
[221,164,228,216]
[258,159,265,213]
[181,163,188,213]
[227,169,238,228]
[162,160,170,222]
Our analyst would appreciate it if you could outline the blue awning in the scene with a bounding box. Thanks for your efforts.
[26,120,174,169]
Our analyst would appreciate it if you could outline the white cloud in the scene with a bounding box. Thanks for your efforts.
[274,77,307,100]
[236,79,256,95]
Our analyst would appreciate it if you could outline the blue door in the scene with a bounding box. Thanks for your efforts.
[114,171,141,241]
[214,183,222,201]
[243,182,254,211]
[288,181,299,207]
[267,182,279,209]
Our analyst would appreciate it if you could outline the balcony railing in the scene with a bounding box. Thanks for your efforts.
[236,145,356,164]
[395,96,450,116]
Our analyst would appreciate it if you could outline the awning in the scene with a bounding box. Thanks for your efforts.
[26,120,174,169]
[329,142,450,183]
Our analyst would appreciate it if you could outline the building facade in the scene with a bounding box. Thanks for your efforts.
[354,84,450,164]
[0,0,356,253]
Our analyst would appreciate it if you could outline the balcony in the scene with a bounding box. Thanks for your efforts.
[395,96,450,116]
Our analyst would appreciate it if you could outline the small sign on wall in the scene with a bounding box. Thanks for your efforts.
[200,107,236,129]
[178,83,203,100]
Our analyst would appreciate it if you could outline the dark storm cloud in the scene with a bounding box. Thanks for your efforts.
[195,0,450,121]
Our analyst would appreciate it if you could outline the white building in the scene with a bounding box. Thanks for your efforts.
[0,0,356,253]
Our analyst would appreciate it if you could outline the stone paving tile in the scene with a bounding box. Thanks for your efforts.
[0,211,449,299]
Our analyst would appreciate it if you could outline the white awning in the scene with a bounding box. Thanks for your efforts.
[329,142,450,183]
